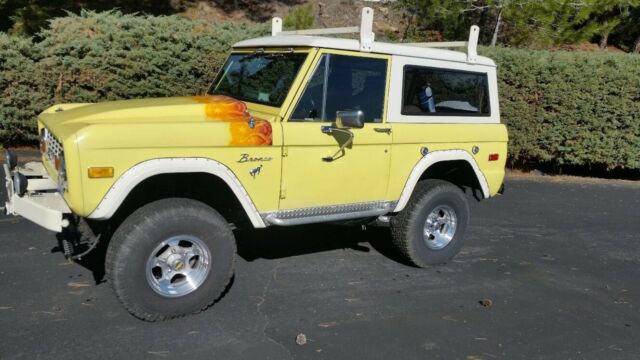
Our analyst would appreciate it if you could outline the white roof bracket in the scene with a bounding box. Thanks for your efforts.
[359,7,375,52]
[467,25,479,63]
[272,17,282,36]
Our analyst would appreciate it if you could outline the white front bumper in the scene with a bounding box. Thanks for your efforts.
[3,162,71,232]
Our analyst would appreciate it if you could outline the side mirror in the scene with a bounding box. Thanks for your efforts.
[336,110,364,129]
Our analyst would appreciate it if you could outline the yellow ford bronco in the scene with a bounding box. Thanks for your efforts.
[3,8,507,321]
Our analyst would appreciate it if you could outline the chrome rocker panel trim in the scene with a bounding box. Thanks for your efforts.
[262,201,397,226]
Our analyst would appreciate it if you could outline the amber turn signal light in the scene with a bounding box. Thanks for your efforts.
[88,167,114,178]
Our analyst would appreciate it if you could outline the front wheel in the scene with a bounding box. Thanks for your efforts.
[106,198,236,321]
[390,179,470,267]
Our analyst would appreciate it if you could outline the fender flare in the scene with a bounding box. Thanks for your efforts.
[393,150,490,213]
[87,157,266,228]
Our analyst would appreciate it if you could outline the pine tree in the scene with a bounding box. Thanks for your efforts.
[397,0,471,41]
[586,0,639,49]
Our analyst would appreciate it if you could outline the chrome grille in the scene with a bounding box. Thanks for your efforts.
[43,128,63,165]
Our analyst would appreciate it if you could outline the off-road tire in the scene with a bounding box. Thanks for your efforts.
[390,179,470,267]
[106,198,236,321]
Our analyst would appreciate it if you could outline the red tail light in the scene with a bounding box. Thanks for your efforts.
[488,153,499,161]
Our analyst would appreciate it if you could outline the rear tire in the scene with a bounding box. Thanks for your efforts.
[390,179,470,267]
[106,198,236,321]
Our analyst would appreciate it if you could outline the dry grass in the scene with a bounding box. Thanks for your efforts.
[506,169,640,187]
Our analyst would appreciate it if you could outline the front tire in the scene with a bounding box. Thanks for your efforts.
[390,179,470,267]
[106,198,236,321]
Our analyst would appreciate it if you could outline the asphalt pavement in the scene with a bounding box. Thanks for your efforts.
[0,177,639,359]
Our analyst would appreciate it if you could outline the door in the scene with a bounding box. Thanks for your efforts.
[279,51,392,210]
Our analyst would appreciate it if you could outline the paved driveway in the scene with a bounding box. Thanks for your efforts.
[0,178,639,359]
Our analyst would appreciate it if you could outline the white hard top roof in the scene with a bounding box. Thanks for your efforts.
[233,35,496,67]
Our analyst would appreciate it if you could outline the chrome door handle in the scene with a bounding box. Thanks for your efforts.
[374,127,392,134]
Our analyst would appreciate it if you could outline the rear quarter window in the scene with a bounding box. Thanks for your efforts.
[402,66,490,117]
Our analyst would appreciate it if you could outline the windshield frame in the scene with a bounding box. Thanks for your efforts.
[207,50,309,108]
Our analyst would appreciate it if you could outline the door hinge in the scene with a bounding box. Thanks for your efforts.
[282,147,288,157]
[279,189,287,200]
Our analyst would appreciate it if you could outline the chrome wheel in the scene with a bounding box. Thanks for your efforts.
[423,205,458,250]
[146,235,211,298]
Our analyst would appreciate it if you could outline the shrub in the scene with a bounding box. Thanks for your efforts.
[39,10,268,102]
[283,4,315,30]
[0,10,267,144]
[0,33,45,143]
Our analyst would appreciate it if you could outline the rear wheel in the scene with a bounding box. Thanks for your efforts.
[106,198,236,321]
[390,179,470,267]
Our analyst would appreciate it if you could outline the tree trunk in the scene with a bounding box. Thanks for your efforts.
[633,34,640,54]
[491,7,503,47]
[318,2,327,28]
[599,33,609,49]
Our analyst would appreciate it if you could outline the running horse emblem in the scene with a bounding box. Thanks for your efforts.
[249,165,263,178]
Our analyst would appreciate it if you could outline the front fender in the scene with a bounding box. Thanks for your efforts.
[87,158,266,228]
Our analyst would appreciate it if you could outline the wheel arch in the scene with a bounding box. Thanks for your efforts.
[393,150,489,212]
[87,158,266,228]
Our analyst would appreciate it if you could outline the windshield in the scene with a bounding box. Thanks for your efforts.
[208,52,307,107]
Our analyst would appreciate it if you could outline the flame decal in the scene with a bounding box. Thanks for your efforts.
[191,95,272,146]
[229,120,273,146]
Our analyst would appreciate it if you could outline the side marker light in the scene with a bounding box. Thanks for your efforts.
[88,167,114,178]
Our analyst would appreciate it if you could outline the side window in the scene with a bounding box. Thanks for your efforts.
[290,55,326,121]
[290,54,387,123]
[402,66,490,116]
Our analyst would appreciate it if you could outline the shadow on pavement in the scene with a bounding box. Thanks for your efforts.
[51,233,108,285]
[235,224,413,266]
[49,223,414,285]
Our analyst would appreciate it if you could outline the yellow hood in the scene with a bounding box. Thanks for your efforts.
[40,96,279,125]
[39,95,277,149]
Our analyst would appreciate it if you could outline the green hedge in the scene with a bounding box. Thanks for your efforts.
[0,10,268,144]
[481,47,640,171]
[0,11,639,171]
[0,33,48,143]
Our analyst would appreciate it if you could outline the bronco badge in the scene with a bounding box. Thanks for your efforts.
[238,153,273,163]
